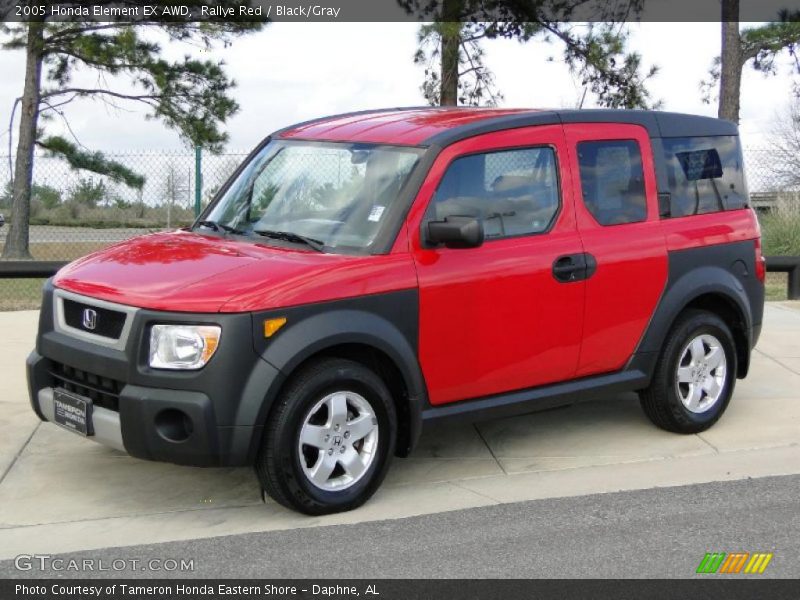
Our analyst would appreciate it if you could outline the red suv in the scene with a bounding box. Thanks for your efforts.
[27,108,765,514]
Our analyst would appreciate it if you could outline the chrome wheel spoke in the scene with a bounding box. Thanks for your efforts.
[310,453,337,486]
[705,346,724,370]
[677,366,694,384]
[340,447,367,480]
[690,338,705,362]
[328,393,349,422]
[704,376,721,399]
[686,384,703,411]
[300,424,329,449]
[347,414,376,442]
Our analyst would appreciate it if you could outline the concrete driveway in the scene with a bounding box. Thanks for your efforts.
[1,303,798,560]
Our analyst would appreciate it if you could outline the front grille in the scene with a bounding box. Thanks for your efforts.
[63,299,126,340]
[49,362,123,412]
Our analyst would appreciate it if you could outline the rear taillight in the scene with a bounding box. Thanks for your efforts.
[754,237,766,283]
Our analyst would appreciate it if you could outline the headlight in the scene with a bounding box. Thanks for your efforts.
[149,325,221,370]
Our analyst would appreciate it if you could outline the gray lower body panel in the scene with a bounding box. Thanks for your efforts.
[36,387,126,452]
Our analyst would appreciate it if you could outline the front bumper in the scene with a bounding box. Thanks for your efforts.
[33,384,125,452]
[27,282,285,467]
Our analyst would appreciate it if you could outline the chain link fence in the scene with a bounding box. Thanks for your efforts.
[0,145,797,309]
[0,149,247,309]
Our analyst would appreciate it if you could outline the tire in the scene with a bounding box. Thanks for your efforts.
[639,309,737,434]
[256,358,397,515]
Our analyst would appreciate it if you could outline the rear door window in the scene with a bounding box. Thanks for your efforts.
[659,135,748,217]
[576,140,647,225]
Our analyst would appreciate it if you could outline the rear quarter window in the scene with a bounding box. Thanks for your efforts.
[660,136,748,217]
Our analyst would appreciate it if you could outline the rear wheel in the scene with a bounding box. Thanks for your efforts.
[256,358,396,515]
[639,309,737,433]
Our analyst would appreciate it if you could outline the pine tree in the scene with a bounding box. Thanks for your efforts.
[1,5,262,258]
[703,0,800,123]
[405,0,659,109]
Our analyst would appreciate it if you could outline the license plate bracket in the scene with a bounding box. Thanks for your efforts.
[53,389,94,436]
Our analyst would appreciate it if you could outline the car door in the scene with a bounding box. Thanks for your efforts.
[406,125,587,406]
[563,123,668,377]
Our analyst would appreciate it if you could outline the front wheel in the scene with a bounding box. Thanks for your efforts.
[256,358,396,515]
[639,309,737,434]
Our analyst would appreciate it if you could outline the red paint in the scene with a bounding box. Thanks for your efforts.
[406,125,585,405]
[280,107,540,146]
[660,208,760,251]
[562,123,668,377]
[54,230,417,313]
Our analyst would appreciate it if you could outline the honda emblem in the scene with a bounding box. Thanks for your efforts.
[82,308,97,331]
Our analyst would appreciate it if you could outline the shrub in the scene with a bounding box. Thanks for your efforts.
[32,183,62,209]
[68,178,107,208]
[0,182,11,208]
[29,198,43,218]
[760,197,800,256]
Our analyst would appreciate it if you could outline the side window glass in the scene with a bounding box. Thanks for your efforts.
[577,140,647,225]
[430,147,560,240]
[660,136,748,217]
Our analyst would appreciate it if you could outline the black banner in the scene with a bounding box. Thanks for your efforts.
[3,579,800,600]
[1,0,800,23]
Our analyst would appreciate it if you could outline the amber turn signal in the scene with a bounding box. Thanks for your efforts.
[263,317,287,338]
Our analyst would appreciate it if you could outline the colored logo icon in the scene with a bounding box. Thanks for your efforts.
[696,552,773,574]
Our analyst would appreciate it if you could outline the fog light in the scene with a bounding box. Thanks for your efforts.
[155,409,193,443]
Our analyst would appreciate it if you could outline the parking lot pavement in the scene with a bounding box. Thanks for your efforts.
[0,304,798,559]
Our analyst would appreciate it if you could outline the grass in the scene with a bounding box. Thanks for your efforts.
[760,204,800,257]
[766,272,789,302]
[759,202,798,302]
[28,241,110,261]
[0,242,111,311]
[0,278,47,311]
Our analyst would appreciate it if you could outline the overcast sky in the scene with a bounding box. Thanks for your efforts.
[0,22,795,155]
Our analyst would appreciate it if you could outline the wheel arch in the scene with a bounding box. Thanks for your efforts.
[635,265,753,379]
[246,308,427,460]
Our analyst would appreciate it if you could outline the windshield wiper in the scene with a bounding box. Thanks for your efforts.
[196,220,245,235]
[253,229,326,252]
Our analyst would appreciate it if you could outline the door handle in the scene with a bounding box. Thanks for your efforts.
[552,253,596,283]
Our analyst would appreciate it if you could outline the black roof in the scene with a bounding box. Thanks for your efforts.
[425,109,738,147]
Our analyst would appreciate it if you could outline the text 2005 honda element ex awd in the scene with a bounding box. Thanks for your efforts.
[28,108,764,514]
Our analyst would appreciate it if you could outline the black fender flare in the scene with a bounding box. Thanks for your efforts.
[634,264,753,375]
[240,307,427,458]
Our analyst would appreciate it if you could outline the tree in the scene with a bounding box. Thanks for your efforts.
[406,0,660,109]
[32,182,61,209]
[1,5,262,258]
[0,183,11,208]
[702,1,800,123]
[769,98,800,191]
[162,161,190,228]
[68,177,107,208]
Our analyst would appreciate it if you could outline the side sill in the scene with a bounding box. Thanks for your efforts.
[421,369,649,425]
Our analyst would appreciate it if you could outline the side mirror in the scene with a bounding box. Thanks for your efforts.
[427,215,484,249]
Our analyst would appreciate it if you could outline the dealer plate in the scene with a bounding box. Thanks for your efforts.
[53,388,94,436]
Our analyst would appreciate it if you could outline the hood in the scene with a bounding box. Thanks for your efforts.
[53,230,417,313]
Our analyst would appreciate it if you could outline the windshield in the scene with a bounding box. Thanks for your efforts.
[200,140,423,252]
